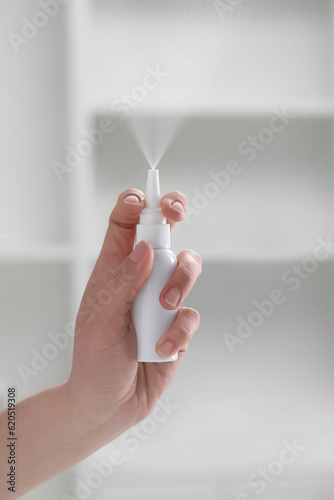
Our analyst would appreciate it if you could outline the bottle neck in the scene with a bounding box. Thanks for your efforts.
[136,208,171,249]
[139,207,166,225]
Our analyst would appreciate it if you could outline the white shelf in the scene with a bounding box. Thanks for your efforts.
[0,243,74,263]
[91,99,334,119]
[88,243,334,265]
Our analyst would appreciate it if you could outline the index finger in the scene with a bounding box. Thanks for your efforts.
[98,189,188,271]
[98,188,145,270]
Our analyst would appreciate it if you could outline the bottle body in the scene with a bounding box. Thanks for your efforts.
[130,248,178,362]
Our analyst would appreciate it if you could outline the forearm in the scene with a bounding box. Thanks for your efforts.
[0,382,118,499]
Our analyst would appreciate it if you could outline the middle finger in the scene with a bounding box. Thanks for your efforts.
[159,249,202,310]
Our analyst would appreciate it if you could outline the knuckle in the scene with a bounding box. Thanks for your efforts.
[185,307,201,327]
[188,250,202,274]
[191,251,202,272]
[177,308,200,341]
[107,267,126,294]
[171,190,187,202]
[178,344,189,356]
[108,209,117,226]
[178,322,193,342]
[182,264,196,283]
[108,213,135,231]
[167,191,188,210]
[180,250,202,276]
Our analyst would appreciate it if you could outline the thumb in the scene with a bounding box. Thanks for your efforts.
[101,240,154,323]
[77,240,154,333]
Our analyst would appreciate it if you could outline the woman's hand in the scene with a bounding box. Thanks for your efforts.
[68,188,202,439]
[0,188,202,499]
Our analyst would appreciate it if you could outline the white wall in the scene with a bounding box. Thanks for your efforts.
[0,2,73,499]
[0,0,70,245]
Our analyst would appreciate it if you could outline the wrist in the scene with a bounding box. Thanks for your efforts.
[62,378,129,448]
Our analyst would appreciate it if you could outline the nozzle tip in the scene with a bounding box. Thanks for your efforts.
[145,169,160,209]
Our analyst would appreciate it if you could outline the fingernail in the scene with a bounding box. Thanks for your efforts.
[165,287,181,307]
[157,340,175,357]
[171,201,184,214]
[124,194,141,205]
[130,240,148,263]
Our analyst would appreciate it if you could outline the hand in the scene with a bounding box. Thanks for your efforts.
[1,189,202,499]
[67,189,202,440]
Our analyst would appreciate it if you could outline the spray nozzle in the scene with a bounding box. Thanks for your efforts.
[145,169,161,209]
[136,168,170,247]
[140,168,166,225]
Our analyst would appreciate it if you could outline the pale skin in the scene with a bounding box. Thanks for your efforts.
[0,189,202,499]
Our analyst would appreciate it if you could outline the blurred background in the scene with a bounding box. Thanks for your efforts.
[0,0,334,498]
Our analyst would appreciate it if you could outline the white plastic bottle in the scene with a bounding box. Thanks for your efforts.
[130,169,178,362]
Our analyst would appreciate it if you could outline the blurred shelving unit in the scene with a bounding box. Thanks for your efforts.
[65,1,334,498]
[64,0,334,282]
[0,2,76,498]
[1,0,333,499]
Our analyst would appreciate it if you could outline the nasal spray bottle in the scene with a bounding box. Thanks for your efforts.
[130,168,178,362]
